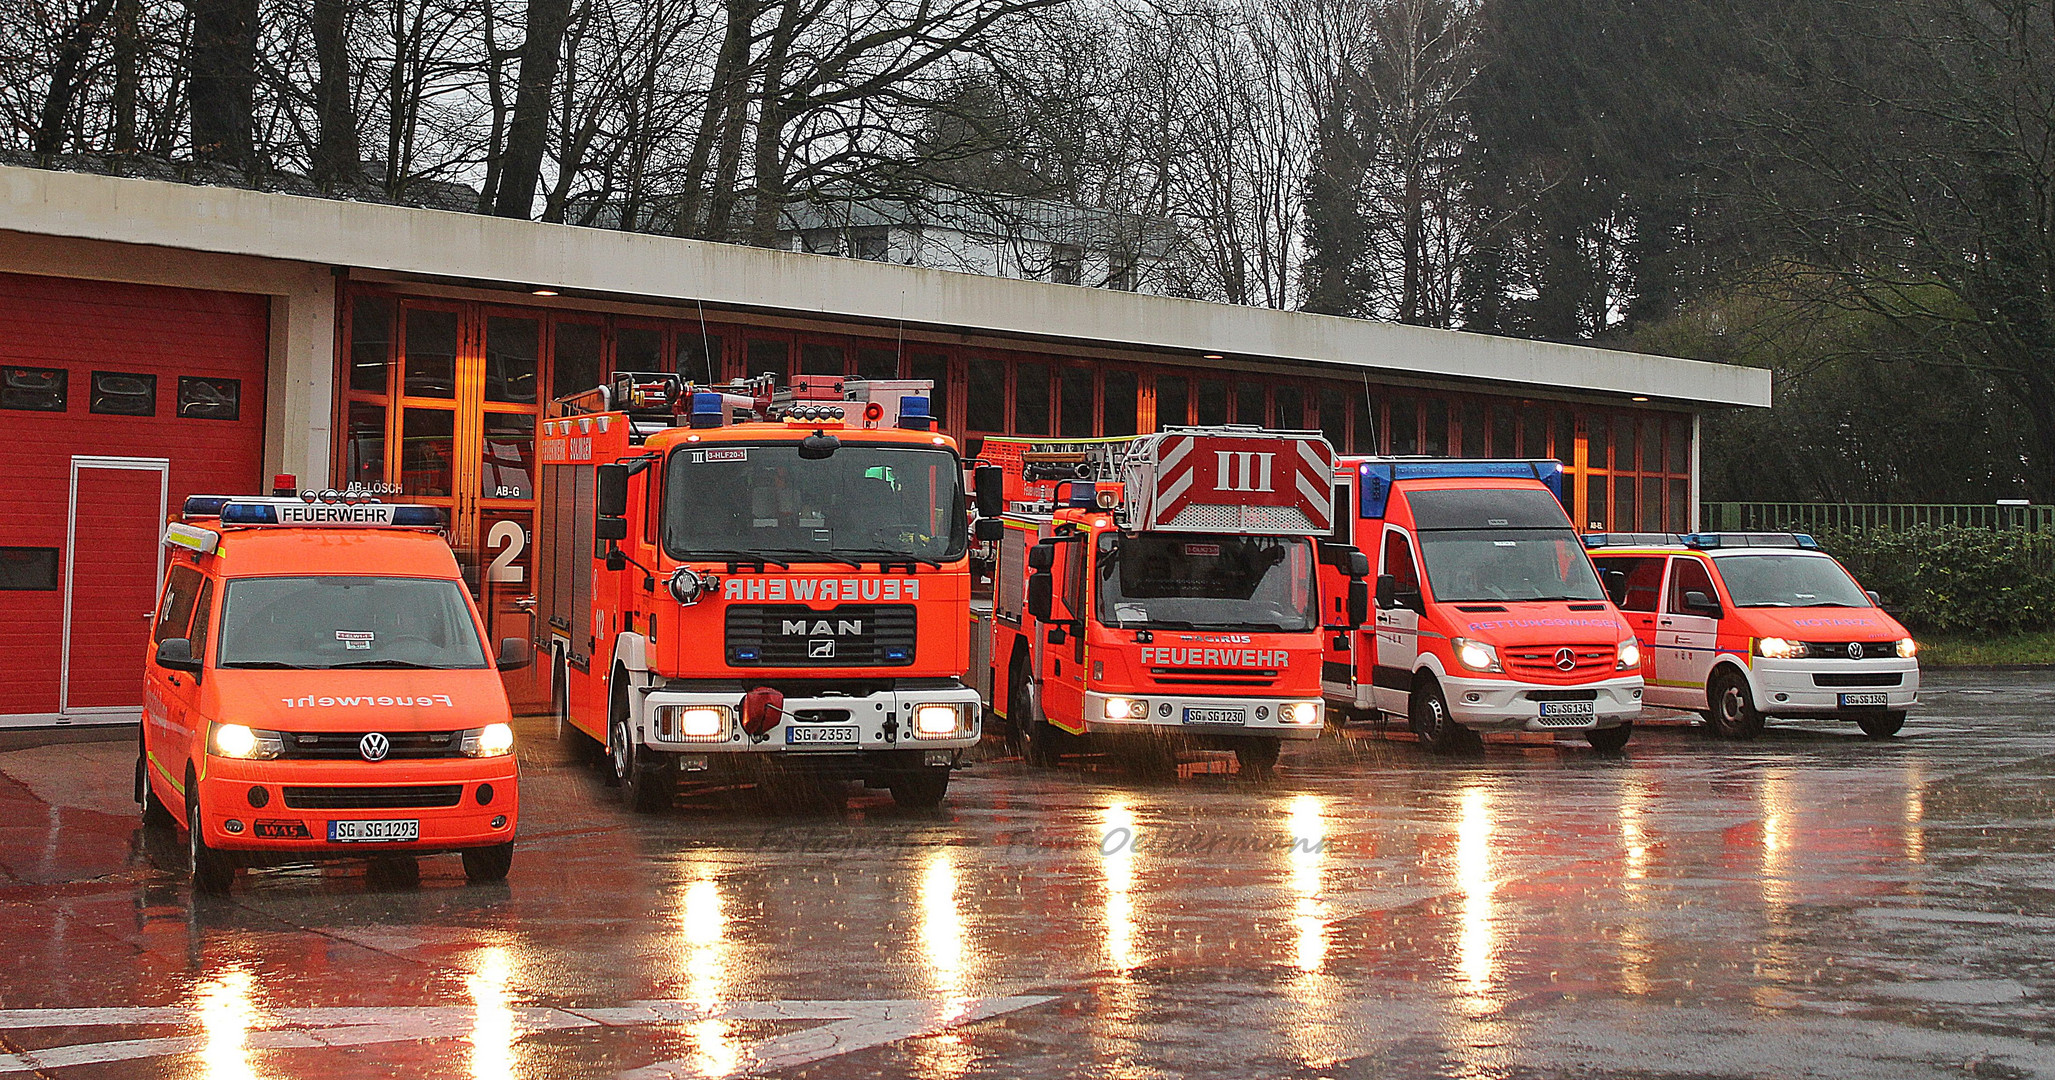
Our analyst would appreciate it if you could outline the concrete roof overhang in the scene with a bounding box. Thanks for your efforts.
[0,166,1770,409]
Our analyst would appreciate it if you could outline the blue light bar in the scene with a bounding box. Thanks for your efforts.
[1583,532,1684,549]
[689,391,724,429]
[897,395,933,431]
[181,495,238,518]
[1683,532,1819,551]
[216,501,445,528]
[1357,460,1567,518]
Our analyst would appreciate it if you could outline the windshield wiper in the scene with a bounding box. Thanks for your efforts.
[752,548,863,568]
[677,550,790,568]
[836,548,943,569]
[325,659,455,670]
[219,661,306,669]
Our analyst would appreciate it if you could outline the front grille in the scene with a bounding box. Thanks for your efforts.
[282,785,463,810]
[278,731,463,760]
[725,605,917,666]
[1529,689,1598,702]
[1505,645,1615,683]
[1804,642,1903,660]
[1813,672,1904,687]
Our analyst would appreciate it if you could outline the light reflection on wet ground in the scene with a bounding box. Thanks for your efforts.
[1,675,2053,1077]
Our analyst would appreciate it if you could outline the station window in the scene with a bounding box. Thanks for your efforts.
[1459,400,1485,457]
[89,371,156,416]
[1059,366,1094,437]
[405,308,460,399]
[2,365,67,412]
[745,339,790,382]
[1015,361,1051,434]
[552,322,603,400]
[909,353,950,428]
[801,343,845,375]
[1274,384,1303,429]
[349,297,393,393]
[345,402,385,489]
[485,317,540,404]
[1389,399,1418,454]
[1197,378,1229,425]
[967,357,1005,432]
[1155,374,1189,428]
[1235,381,1266,425]
[1354,394,1377,453]
[1103,370,1137,436]
[176,376,240,420]
[677,333,722,382]
[857,347,899,381]
[0,547,58,591]
[615,325,664,373]
[1318,387,1347,450]
[1423,398,1449,455]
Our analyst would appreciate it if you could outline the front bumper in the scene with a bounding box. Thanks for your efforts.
[1440,672,1643,732]
[1081,691,1325,739]
[195,755,518,854]
[637,682,983,754]
[1750,658,1919,715]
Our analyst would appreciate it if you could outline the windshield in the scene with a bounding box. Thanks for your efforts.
[1416,529,1607,603]
[664,443,966,562]
[216,576,488,669]
[1096,533,1318,631]
[1715,553,1873,608]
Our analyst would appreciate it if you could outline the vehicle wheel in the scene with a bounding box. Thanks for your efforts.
[1856,711,1906,739]
[462,842,515,883]
[1587,722,1633,754]
[889,768,951,809]
[1706,669,1766,740]
[1012,678,1060,767]
[185,787,234,895]
[1411,678,1481,755]
[136,748,176,830]
[1234,737,1281,776]
[613,717,673,813]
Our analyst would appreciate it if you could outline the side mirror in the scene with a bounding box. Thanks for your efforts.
[596,516,628,542]
[1604,569,1629,606]
[1027,540,1057,572]
[1866,589,1883,607]
[596,463,630,518]
[975,517,1004,542]
[1027,573,1053,622]
[1684,589,1723,617]
[154,637,201,673]
[1375,574,1398,610]
[975,464,1005,517]
[496,637,534,671]
[1347,549,1371,578]
[1346,579,1370,629]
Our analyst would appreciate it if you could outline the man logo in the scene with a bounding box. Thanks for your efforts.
[809,639,837,659]
[359,732,391,762]
[784,619,863,636]
[1554,647,1578,672]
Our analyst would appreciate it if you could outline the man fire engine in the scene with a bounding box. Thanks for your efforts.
[984,427,1365,774]
[1316,459,1643,753]
[533,372,999,810]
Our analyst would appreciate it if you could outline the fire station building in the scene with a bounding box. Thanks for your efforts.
[0,166,1769,726]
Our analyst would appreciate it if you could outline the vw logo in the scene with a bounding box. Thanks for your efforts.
[1847,642,1864,659]
[1554,647,1578,672]
[358,732,391,762]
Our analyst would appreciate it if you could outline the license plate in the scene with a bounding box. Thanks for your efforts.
[786,725,859,746]
[1182,707,1246,725]
[327,819,419,843]
[1840,693,1888,707]
[1540,701,1597,717]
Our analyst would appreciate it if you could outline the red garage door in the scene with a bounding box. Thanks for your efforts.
[0,274,268,724]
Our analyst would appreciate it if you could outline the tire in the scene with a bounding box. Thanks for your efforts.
[1012,677,1060,768]
[613,716,674,813]
[1856,711,1906,739]
[136,746,176,830]
[1411,678,1481,755]
[1706,669,1766,740]
[185,784,234,896]
[462,842,515,883]
[1587,722,1633,753]
[889,768,951,809]
[1234,738,1281,776]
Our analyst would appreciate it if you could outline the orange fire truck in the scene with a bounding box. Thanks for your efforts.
[533,372,1001,810]
[982,427,1365,774]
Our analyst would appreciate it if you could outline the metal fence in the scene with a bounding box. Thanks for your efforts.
[1698,502,2055,534]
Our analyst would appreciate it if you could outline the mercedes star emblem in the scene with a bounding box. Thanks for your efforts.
[1555,647,1577,672]
[359,732,391,762]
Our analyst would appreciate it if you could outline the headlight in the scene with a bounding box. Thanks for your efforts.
[1453,637,1501,673]
[1897,637,1919,658]
[1755,637,1807,659]
[212,723,282,759]
[1616,640,1642,671]
[460,722,515,757]
[914,703,965,738]
[1103,697,1147,721]
[1281,701,1322,726]
[654,705,731,743]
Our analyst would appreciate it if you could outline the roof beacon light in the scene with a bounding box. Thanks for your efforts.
[1681,532,1819,551]
[897,395,932,431]
[181,494,239,518]
[1355,459,1566,519]
[689,391,725,429]
[217,500,445,529]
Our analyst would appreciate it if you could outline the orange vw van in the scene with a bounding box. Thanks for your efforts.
[138,496,530,893]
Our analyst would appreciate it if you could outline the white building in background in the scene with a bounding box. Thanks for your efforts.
[772,194,1179,295]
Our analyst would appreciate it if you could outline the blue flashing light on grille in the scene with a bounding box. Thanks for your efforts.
[689,391,725,429]
[897,395,932,430]
[736,648,760,661]
[883,647,910,662]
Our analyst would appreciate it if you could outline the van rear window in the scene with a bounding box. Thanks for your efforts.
[1404,487,1570,530]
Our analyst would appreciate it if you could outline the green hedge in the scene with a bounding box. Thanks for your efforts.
[1816,526,2055,636]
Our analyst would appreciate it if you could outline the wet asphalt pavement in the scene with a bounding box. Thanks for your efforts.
[1,673,2052,1078]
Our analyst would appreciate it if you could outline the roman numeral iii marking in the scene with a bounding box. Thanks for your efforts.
[1215,451,1276,492]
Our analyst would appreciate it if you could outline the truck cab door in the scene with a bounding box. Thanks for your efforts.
[1658,556,1721,707]
[1318,476,1357,703]
[1372,527,1423,716]
[1038,536,1091,734]
[1597,555,1666,699]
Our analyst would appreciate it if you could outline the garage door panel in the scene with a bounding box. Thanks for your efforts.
[65,465,165,711]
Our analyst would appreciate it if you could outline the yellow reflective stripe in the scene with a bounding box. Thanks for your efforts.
[146,749,185,796]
